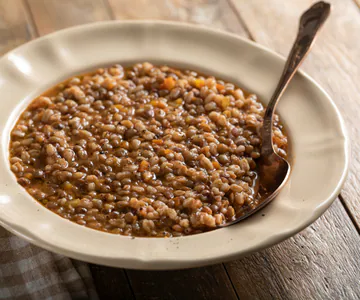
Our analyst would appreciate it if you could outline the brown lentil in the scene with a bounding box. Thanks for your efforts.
[9,63,288,237]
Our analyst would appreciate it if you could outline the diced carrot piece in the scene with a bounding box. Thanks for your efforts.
[169,98,183,107]
[212,161,221,169]
[139,160,150,172]
[164,149,173,155]
[161,77,176,90]
[220,97,230,110]
[194,79,205,89]
[158,101,167,109]
[216,83,224,91]
[175,98,183,104]
[138,208,147,217]
[175,98,183,106]
[114,104,123,109]
[150,100,158,106]
[150,100,167,108]
[152,139,164,145]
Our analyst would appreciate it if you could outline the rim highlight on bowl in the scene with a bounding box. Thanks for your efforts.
[0,21,349,269]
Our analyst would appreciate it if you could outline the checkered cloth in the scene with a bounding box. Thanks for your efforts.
[0,228,99,300]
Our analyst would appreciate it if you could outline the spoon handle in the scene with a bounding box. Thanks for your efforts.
[261,1,331,156]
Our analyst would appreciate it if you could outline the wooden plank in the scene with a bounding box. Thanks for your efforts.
[127,265,238,300]
[26,0,111,36]
[107,0,247,34]
[225,200,360,299]
[0,0,35,55]
[230,0,360,229]
[89,265,135,300]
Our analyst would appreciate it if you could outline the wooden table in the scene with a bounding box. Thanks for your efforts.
[2,0,359,299]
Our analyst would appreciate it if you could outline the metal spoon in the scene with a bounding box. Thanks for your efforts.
[219,1,331,227]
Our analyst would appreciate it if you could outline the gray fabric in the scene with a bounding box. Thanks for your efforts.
[0,228,99,300]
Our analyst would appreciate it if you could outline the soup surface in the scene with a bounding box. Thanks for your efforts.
[9,63,288,237]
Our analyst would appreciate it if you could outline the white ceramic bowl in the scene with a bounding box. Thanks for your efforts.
[0,21,349,270]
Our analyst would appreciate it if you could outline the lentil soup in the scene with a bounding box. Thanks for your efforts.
[9,63,288,237]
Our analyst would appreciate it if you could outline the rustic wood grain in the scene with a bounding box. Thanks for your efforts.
[0,0,35,55]
[225,199,360,299]
[107,0,247,34]
[89,264,135,300]
[126,265,238,300]
[26,0,111,36]
[230,0,360,229]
